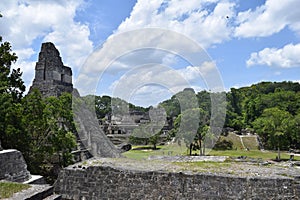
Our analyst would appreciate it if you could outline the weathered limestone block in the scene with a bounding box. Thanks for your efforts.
[0,149,31,182]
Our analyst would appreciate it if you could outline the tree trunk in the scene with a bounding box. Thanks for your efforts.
[189,143,193,156]
[153,143,156,150]
[277,146,281,161]
[199,139,202,156]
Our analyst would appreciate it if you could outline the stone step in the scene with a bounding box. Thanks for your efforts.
[43,194,62,200]
[7,184,54,200]
[23,175,45,184]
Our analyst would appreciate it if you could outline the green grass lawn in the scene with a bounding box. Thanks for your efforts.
[220,133,259,150]
[241,137,259,150]
[123,143,187,160]
[123,144,300,161]
[173,161,233,173]
[0,182,31,199]
[209,149,300,161]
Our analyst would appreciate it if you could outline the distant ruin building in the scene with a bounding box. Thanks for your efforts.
[30,42,73,97]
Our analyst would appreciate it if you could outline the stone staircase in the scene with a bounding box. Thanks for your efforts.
[5,184,61,200]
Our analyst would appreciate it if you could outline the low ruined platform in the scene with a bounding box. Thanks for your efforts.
[54,157,300,199]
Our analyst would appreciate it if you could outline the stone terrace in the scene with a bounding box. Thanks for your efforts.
[54,157,300,199]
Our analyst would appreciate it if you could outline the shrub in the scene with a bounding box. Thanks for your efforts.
[213,139,233,150]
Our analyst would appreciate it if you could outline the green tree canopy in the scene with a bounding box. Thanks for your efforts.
[253,107,292,160]
[173,108,209,155]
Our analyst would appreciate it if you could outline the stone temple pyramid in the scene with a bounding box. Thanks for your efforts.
[30,42,121,159]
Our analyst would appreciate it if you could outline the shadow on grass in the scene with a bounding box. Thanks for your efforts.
[132,146,161,151]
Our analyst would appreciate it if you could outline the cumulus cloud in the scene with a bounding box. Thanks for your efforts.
[77,28,225,98]
[235,0,300,37]
[106,61,218,106]
[130,84,173,107]
[247,43,300,68]
[0,0,93,88]
[117,0,235,48]
[82,0,230,101]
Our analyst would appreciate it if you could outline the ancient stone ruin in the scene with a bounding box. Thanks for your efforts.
[0,149,31,183]
[30,42,121,159]
[0,148,45,184]
[54,158,300,199]
[0,148,59,199]
[30,42,73,97]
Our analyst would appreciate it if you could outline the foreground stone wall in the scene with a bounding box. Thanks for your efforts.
[0,149,31,182]
[55,163,300,200]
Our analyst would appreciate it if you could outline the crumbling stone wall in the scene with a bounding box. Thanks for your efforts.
[54,164,300,200]
[0,149,31,182]
[30,42,73,97]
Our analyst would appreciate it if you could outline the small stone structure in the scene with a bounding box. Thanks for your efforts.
[54,159,300,199]
[0,149,31,182]
[30,42,73,97]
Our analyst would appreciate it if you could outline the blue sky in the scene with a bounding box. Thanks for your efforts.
[0,0,300,107]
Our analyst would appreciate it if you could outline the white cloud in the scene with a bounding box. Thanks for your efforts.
[110,64,192,99]
[77,28,221,94]
[131,84,174,107]
[117,0,235,48]
[0,0,93,88]
[76,0,230,98]
[235,0,300,37]
[43,22,93,74]
[106,61,219,106]
[13,48,36,92]
[247,43,300,68]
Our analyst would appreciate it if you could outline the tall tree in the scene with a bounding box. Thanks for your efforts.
[174,108,209,155]
[290,113,300,149]
[0,36,25,101]
[253,107,292,160]
[0,28,26,148]
[22,90,76,181]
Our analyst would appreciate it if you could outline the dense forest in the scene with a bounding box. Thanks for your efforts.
[225,81,300,152]
[158,82,300,154]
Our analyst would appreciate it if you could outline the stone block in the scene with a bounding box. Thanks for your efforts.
[0,149,31,182]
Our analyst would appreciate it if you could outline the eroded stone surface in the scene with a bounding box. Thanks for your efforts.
[29,42,73,97]
[54,158,300,199]
[0,149,31,182]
